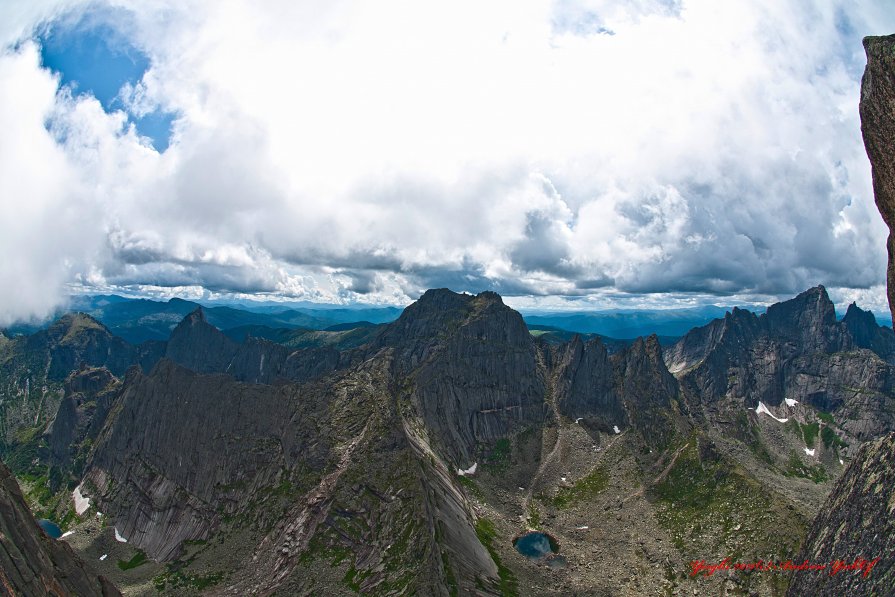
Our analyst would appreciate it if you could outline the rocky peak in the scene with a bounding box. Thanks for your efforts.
[165,308,239,373]
[763,286,839,345]
[860,34,895,327]
[842,302,877,344]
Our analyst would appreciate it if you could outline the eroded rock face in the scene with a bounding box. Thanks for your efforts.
[386,290,546,464]
[46,367,121,489]
[0,459,120,596]
[860,34,895,327]
[787,432,895,596]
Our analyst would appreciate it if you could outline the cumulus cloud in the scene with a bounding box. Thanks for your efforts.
[0,0,893,323]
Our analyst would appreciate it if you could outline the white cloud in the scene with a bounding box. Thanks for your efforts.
[0,0,893,322]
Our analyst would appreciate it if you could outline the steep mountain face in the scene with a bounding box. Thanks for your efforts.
[378,289,546,463]
[664,287,895,442]
[786,432,895,596]
[46,367,121,490]
[80,352,504,594]
[0,459,120,596]
[554,334,680,444]
[861,34,895,326]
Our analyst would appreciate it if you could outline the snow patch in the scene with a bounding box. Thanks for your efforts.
[457,462,477,476]
[613,425,621,434]
[575,417,583,424]
[755,401,788,423]
[784,398,798,407]
[72,485,90,515]
[115,528,128,543]
[839,458,844,465]
[561,477,567,482]
[804,447,815,456]
[576,525,589,530]
[99,554,107,561]
[60,530,74,538]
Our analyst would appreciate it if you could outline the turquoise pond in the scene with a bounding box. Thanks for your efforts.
[36,519,62,539]
[513,531,558,558]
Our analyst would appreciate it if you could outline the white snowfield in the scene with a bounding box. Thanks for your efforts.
[99,554,107,561]
[804,447,816,456]
[72,485,90,515]
[115,527,128,543]
[784,398,798,407]
[457,462,477,476]
[613,425,621,434]
[755,401,788,423]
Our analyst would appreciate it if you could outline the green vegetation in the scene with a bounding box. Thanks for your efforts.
[153,569,224,592]
[651,437,806,560]
[551,465,609,509]
[475,518,518,597]
[527,503,541,529]
[816,411,834,424]
[483,438,512,474]
[800,422,819,446]
[784,453,828,483]
[734,411,774,465]
[821,426,847,449]
[457,474,484,499]
[118,550,148,571]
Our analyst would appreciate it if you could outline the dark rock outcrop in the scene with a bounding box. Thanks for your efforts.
[662,286,895,444]
[860,34,895,327]
[555,334,679,444]
[379,289,546,463]
[786,432,895,596]
[842,302,895,361]
[46,367,121,488]
[0,459,119,596]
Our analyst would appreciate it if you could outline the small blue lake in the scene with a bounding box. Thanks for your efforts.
[37,519,62,539]
[512,531,558,559]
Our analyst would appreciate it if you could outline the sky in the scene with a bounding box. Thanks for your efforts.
[0,0,894,325]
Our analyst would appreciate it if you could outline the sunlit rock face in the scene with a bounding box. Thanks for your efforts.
[860,34,895,328]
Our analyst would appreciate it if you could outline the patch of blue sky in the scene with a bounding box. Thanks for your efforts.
[37,9,174,152]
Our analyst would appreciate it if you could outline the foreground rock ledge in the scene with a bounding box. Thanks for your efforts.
[860,34,895,327]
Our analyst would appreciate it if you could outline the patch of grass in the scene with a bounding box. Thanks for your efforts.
[800,422,819,446]
[483,437,512,474]
[816,411,834,425]
[551,466,609,509]
[457,474,484,499]
[651,437,807,560]
[153,569,224,591]
[475,518,518,597]
[734,411,773,465]
[820,426,846,449]
[117,550,148,571]
[784,453,828,484]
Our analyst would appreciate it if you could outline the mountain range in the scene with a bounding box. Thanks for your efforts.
[1,283,893,595]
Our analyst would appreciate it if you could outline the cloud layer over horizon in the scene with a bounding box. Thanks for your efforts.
[1,0,893,324]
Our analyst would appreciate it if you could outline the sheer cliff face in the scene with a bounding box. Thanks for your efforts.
[0,461,120,597]
[861,34,895,327]
[787,432,895,596]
